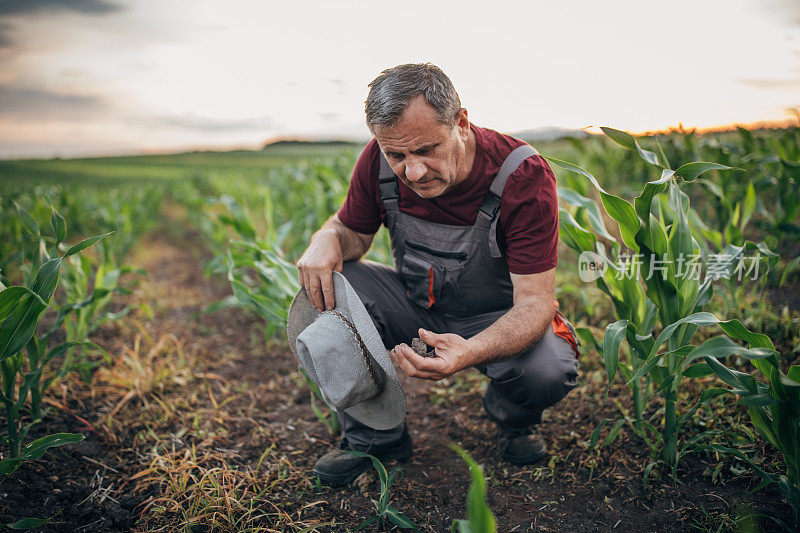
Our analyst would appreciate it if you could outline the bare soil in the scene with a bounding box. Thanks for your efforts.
[0,225,794,532]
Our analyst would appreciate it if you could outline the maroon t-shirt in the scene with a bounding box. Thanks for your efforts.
[337,125,559,275]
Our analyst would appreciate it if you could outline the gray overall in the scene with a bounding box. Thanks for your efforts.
[339,145,580,450]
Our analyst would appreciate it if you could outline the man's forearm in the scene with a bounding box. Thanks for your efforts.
[464,301,554,367]
[315,214,372,262]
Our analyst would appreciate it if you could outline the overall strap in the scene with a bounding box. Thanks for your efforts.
[378,153,400,214]
[477,144,538,258]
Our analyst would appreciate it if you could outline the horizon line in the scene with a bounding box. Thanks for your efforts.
[2,117,798,162]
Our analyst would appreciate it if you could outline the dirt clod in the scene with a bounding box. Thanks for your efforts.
[411,337,436,358]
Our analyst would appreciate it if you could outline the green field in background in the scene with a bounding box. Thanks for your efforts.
[0,141,366,186]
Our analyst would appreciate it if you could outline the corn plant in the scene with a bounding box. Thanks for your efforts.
[345,450,418,531]
[6,198,139,382]
[205,158,393,331]
[549,127,778,471]
[56,254,143,380]
[449,443,497,533]
[227,241,300,337]
[4,200,57,288]
[755,127,800,243]
[0,220,108,474]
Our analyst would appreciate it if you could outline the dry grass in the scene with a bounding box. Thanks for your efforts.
[83,301,332,530]
[134,442,329,532]
[92,327,193,421]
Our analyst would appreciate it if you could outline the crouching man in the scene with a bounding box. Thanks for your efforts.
[295,63,580,486]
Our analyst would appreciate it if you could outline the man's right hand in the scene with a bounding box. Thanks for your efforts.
[296,228,343,312]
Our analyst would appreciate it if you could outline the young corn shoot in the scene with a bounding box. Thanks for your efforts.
[449,443,497,533]
[345,451,418,531]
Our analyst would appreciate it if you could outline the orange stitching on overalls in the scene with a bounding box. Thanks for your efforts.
[427,267,435,307]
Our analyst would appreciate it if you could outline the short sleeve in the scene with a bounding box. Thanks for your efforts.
[337,140,383,235]
[498,155,559,275]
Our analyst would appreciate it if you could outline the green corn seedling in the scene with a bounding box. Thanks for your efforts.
[57,255,142,380]
[227,241,300,338]
[449,443,497,533]
[346,451,418,531]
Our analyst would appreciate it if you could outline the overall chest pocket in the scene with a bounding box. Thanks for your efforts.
[400,240,468,311]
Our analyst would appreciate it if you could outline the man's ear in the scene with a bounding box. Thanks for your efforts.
[454,108,470,141]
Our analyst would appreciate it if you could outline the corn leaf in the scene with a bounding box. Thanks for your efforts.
[64,232,112,257]
[449,443,497,533]
[703,355,750,392]
[681,336,777,371]
[674,162,733,182]
[13,202,40,237]
[602,320,628,384]
[634,169,673,224]
[600,127,661,167]
[50,208,67,247]
[559,209,597,253]
[0,433,84,476]
[3,512,60,530]
[0,259,62,361]
[386,507,418,530]
[557,187,616,242]
[737,394,781,407]
[545,156,641,250]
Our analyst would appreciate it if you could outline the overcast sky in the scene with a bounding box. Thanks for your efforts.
[0,0,799,158]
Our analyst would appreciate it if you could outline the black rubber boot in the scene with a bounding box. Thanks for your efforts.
[313,429,413,486]
[497,427,548,465]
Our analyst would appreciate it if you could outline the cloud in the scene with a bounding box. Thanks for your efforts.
[771,0,800,26]
[0,0,123,49]
[0,0,122,17]
[318,112,341,122]
[0,85,107,118]
[0,83,279,135]
[136,113,280,133]
[754,0,800,27]
[0,21,14,48]
[737,77,800,90]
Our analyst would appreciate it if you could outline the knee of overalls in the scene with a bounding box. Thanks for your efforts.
[489,327,580,409]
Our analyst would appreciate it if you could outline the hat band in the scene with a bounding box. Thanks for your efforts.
[322,310,385,394]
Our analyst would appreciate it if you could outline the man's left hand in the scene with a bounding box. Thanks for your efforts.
[389,328,477,381]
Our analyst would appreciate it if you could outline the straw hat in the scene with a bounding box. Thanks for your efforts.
[286,271,406,430]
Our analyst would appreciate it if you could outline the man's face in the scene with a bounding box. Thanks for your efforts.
[373,95,472,199]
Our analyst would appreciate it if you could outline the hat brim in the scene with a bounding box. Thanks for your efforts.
[287,271,406,430]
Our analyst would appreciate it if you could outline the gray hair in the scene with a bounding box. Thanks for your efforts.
[365,63,461,131]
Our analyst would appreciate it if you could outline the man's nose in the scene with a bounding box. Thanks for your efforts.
[405,158,427,182]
